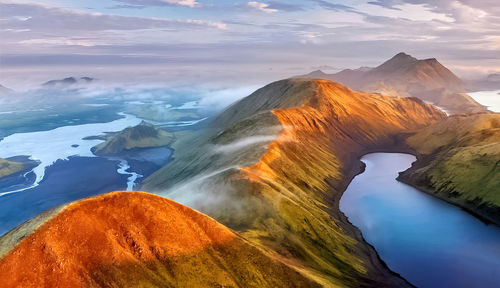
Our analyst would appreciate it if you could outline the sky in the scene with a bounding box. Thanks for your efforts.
[1,0,499,88]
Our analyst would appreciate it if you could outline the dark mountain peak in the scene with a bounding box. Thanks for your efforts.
[305,70,329,77]
[374,52,418,72]
[60,77,77,84]
[311,69,325,74]
[393,52,416,61]
[42,76,94,87]
[80,77,94,82]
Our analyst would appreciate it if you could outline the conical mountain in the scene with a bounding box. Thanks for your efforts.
[297,53,484,114]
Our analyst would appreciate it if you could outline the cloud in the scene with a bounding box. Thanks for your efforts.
[367,1,402,11]
[211,135,277,154]
[197,86,261,110]
[366,0,499,24]
[19,38,97,47]
[266,1,304,12]
[1,0,499,88]
[107,4,146,10]
[115,0,201,8]
[310,0,356,12]
[247,1,278,13]
[0,2,225,32]
[310,65,341,71]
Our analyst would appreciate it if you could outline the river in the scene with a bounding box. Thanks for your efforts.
[340,153,500,288]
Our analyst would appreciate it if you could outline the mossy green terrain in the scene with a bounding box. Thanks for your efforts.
[0,158,24,179]
[400,113,500,224]
[144,79,445,287]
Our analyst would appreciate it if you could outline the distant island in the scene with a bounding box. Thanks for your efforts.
[91,121,174,156]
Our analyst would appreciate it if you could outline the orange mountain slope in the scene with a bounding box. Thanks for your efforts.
[0,191,319,288]
[143,79,446,287]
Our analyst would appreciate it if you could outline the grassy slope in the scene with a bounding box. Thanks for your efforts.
[143,79,445,287]
[0,192,319,288]
[400,113,500,224]
[0,158,24,179]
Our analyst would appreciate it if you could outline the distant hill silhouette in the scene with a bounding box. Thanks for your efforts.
[42,77,94,87]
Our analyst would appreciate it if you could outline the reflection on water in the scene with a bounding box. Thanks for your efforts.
[340,153,500,288]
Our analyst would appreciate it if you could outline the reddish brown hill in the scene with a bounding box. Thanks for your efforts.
[0,191,319,288]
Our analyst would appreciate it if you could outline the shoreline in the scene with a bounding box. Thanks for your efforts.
[337,151,500,288]
[397,158,500,227]
[328,133,499,286]
[326,142,418,287]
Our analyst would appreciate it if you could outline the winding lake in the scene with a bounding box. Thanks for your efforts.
[340,153,500,288]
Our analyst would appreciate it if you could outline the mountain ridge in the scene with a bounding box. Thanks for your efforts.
[143,78,445,287]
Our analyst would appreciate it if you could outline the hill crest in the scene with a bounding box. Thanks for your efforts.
[0,191,319,287]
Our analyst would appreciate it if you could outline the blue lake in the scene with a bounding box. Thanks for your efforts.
[340,153,500,288]
[0,112,174,236]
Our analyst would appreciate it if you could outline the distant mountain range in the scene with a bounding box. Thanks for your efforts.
[468,73,500,90]
[296,52,486,114]
[42,76,94,87]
